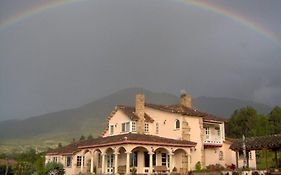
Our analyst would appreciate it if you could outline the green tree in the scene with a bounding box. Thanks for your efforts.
[13,161,33,175]
[226,107,259,138]
[45,162,65,175]
[268,106,281,134]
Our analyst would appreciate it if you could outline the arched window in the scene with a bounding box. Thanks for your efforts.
[219,151,224,160]
[175,119,180,129]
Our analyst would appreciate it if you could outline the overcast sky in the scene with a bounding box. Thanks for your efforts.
[0,0,281,121]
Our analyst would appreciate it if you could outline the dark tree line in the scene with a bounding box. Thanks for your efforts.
[226,106,281,138]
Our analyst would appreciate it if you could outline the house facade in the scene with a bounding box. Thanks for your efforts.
[46,93,256,174]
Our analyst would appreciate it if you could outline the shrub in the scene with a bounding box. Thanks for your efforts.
[195,161,201,171]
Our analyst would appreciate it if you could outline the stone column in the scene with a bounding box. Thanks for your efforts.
[90,155,94,173]
[126,152,131,174]
[169,153,174,172]
[114,153,119,174]
[80,155,84,173]
[149,152,154,174]
[101,153,106,174]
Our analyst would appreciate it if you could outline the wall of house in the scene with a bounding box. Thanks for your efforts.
[103,110,131,137]
[144,107,183,139]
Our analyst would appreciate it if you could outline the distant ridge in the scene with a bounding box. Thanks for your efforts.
[0,88,272,142]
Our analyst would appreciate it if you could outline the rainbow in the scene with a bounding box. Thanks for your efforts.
[0,0,279,44]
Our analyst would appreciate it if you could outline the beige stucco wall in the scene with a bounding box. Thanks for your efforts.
[104,110,131,137]
[145,107,183,139]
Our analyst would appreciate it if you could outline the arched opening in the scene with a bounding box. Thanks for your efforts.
[154,147,170,168]
[130,146,150,173]
[173,148,188,173]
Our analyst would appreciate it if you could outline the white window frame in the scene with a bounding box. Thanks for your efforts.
[121,122,130,133]
[132,121,136,132]
[205,127,210,140]
[144,122,149,133]
[109,125,114,135]
[77,156,82,167]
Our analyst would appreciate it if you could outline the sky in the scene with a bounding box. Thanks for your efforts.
[0,0,281,121]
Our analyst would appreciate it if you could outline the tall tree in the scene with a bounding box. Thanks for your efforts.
[226,107,259,138]
[268,106,281,134]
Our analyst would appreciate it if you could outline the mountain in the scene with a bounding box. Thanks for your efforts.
[0,88,272,147]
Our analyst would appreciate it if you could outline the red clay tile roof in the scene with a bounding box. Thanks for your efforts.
[101,105,154,136]
[47,142,80,155]
[145,104,225,122]
[79,133,196,149]
[118,105,154,123]
[230,134,281,151]
[47,133,196,155]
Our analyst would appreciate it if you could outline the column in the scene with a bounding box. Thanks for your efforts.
[80,155,84,173]
[90,155,94,174]
[169,153,174,172]
[149,152,153,174]
[101,153,106,174]
[126,152,131,175]
[187,148,191,172]
[187,153,191,172]
[114,153,119,174]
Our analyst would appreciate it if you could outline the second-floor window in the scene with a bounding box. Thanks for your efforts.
[109,125,114,135]
[205,127,210,139]
[144,122,149,133]
[122,122,130,132]
[132,121,136,132]
[77,156,82,167]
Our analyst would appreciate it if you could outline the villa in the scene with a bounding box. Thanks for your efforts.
[46,93,256,174]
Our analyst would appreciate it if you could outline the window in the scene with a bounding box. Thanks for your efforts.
[66,156,72,167]
[144,123,149,133]
[109,125,114,135]
[249,151,252,159]
[121,122,130,132]
[156,122,159,134]
[132,121,136,132]
[53,157,57,162]
[205,127,210,139]
[161,153,167,166]
[175,119,180,129]
[219,151,224,160]
[77,156,82,167]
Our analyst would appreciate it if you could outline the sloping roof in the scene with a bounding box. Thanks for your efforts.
[47,133,196,155]
[47,142,80,155]
[118,105,154,123]
[79,133,196,149]
[230,134,281,151]
[101,105,154,136]
[146,104,225,122]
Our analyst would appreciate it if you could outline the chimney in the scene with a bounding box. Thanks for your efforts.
[180,91,192,108]
[135,93,145,134]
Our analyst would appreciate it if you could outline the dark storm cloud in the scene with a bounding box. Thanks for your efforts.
[0,0,281,121]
